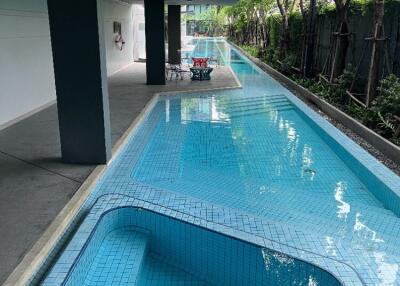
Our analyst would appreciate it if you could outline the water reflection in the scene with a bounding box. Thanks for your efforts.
[261,248,340,286]
[334,182,350,220]
[132,39,400,284]
[352,214,399,285]
[180,96,230,123]
[374,252,399,286]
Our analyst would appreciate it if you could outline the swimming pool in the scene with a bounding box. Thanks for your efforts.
[41,39,400,285]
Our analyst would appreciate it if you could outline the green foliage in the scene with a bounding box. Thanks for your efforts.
[291,65,354,105]
[224,0,400,145]
[337,65,355,89]
[343,102,377,128]
[375,74,400,118]
[280,53,297,74]
[242,45,261,57]
[344,103,367,121]
[309,80,334,101]
[318,1,336,16]
[349,0,373,15]
[264,47,279,66]
[369,74,400,135]
[316,0,373,16]
[188,6,230,36]
[335,64,355,103]
[266,15,281,50]
[287,12,304,57]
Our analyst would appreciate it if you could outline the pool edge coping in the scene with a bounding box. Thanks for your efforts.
[2,71,242,286]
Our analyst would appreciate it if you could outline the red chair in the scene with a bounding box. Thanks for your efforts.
[192,57,209,68]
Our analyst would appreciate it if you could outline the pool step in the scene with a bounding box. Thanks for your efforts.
[153,156,393,218]
[219,100,291,112]
[218,94,287,105]
[218,172,400,231]
[138,254,209,286]
[218,100,291,112]
[80,227,149,286]
[229,108,294,119]
[225,104,294,117]
[153,170,400,249]
[217,97,289,108]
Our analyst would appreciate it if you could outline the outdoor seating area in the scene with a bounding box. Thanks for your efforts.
[165,57,215,81]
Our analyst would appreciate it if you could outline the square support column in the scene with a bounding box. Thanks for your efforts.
[47,0,111,164]
[144,0,166,85]
[168,5,181,65]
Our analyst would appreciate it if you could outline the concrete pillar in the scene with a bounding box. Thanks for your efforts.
[168,5,181,64]
[47,0,111,164]
[144,0,166,85]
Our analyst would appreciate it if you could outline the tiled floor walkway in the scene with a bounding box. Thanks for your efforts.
[0,62,239,283]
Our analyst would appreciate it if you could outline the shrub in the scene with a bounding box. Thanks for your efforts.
[280,54,297,74]
[371,74,400,137]
[242,45,260,58]
[375,74,400,118]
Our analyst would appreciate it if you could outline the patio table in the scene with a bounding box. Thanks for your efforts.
[190,67,213,80]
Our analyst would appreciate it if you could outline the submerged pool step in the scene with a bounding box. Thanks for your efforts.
[163,163,390,215]
[219,99,291,111]
[138,254,209,286]
[77,227,149,286]
[64,224,214,286]
[228,108,294,119]
[218,94,287,105]
[156,176,400,258]
[257,202,400,256]
[224,104,294,117]
[223,102,292,112]
[151,171,400,269]
[153,169,400,246]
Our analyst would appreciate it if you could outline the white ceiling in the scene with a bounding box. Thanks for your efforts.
[120,0,237,5]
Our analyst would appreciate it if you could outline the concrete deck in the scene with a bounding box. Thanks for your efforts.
[0,62,239,284]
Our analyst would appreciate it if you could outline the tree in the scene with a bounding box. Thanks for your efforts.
[224,0,274,47]
[366,0,385,106]
[258,0,276,50]
[276,0,290,58]
[331,0,351,80]
[300,0,317,77]
[191,6,231,37]
[276,0,298,58]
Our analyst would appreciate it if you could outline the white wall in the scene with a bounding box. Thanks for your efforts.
[0,0,134,128]
[132,5,145,61]
[103,0,134,75]
[0,0,56,128]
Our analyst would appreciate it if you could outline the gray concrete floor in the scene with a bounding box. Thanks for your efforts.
[0,62,238,284]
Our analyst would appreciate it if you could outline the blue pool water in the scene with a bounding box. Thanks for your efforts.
[131,40,400,284]
[134,41,400,255]
[41,39,400,285]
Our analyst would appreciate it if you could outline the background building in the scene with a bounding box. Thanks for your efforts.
[185,4,214,36]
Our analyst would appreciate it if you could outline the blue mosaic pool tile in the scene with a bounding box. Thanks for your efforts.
[43,195,348,286]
